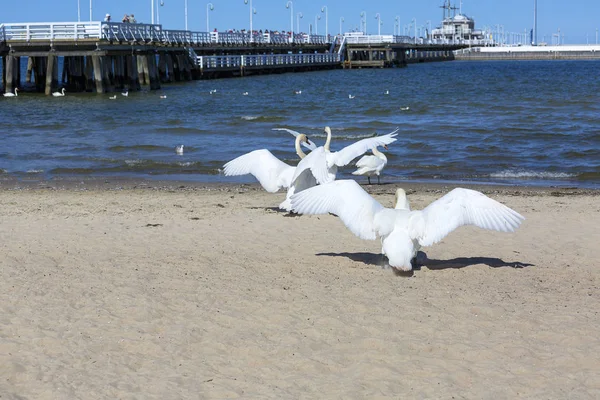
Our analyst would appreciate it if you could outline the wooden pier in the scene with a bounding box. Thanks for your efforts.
[0,21,462,95]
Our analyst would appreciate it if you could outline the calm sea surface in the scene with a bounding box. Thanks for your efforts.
[1,60,599,188]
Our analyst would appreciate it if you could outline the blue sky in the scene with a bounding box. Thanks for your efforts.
[2,1,599,44]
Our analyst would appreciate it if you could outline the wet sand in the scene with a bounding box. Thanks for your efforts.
[1,179,599,399]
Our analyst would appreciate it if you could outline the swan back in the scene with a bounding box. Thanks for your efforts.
[394,188,410,210]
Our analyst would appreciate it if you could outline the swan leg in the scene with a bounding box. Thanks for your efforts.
[367,176,371,185]
[377,175,381,185]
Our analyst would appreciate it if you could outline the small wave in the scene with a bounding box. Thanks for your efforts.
[490,169,575,179]
[109,145,172,153]
[240,115,285,122]
[26,169,44,174]
[155,127,205,134]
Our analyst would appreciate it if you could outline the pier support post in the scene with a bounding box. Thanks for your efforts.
[102,56,114,92]
[5,55,18,93]
[26,57,34,83]
[146,53,161,90]
[137,55,149,86]
[125,55,141,91]
[158,53,168,82]
[84,56,94,91]
[91,55,105,93]
[45,54,58,95]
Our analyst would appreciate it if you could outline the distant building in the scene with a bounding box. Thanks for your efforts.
[430,1,492,46]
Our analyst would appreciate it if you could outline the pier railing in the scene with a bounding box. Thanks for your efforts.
[196,53,340,70]
[1,21,331,46]
[0,24,5,44]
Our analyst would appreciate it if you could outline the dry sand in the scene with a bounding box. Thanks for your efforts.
[0,180,599,399]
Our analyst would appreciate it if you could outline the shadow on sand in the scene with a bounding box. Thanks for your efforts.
[316,251,534,275]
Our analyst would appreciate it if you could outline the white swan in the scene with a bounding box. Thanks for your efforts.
[290,126,398,187]
[122,90,129,97]
[175,145,184,155]
[223,134,315,206]
[52,88,66,97]
[3,88,19,97]
[352,146,388,185]
[109,95,117,100]
[291,180,524,271]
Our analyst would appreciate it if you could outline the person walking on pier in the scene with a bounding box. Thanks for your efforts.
[122,14,130,23]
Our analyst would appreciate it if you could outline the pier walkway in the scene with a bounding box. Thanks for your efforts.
[0,21,462,95]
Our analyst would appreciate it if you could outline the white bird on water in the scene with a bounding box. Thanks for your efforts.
[109,95,117,100]
[210,89,217,94]
[352,145,389,185]
[3,88,19,97]
[384,90,390,95]
[295,90,302,95]
[242,91,249,96]
[160,95,167,99]
[122,90,129,97]
[175,145,184,155]
[348,94,355,99]
[291,180,524,272]
[52,88,66,97]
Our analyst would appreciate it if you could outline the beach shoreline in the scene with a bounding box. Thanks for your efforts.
[1,178,599,398]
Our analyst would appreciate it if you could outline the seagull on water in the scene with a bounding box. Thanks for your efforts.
[242,92,249,96]
[384,90,390,95]
[175,145,184,155]
[210,89,217,94]
[348,94,355,99]
[109,95,117,100]
[160,95,167,99]
[295,90,302,95]
[122,90,129,97]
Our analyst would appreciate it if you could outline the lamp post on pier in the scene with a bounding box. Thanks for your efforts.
[315,14,321,35]
[89,0,92,21]
[412,18,417,44]
[339,16,344,35]
[286,1,293,35]
[296,12,303,34]
[321,6,328,40]
[394,16,400,36]
[360,11,367,34]
[206,3,214,32]
[244,0,257,42]
[185,0,188,30]
[375,13,381,35]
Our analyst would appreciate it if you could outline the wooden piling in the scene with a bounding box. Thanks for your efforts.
[91,55,105,93]
[158,53,168,83]
[26,57,34,83]
[166,54,176,82]
[147,53,161,90]
[125,55,141,91]
[5,55,16,93]
[45,54,58,95]
[84,56,94,91]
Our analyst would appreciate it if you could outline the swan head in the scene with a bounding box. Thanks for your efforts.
[394,188,410,210]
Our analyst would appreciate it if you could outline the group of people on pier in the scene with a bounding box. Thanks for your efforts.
[104,13,137,23]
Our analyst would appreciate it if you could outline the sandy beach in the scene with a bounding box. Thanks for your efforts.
[0,179,599,399]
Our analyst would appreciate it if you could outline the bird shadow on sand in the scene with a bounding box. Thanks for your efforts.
[316,251,534,276]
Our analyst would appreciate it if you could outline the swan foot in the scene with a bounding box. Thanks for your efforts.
[367,177,372,185]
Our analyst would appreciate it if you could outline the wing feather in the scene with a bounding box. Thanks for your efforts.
[223,149,293,193]
[417,188,525,247]
[290,180,385,240]
[330,129,398,167]
[272,128,318,150]
[291,147,332,185]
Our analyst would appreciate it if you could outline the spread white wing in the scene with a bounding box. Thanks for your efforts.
[290,180,385,240]
[223,149,294,193]
[272,128,318,150]
[329,129,398,167]
[290,147,332,185]
[416,188,525,247]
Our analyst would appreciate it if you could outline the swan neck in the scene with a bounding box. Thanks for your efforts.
[324,129,331,151]
[295,135,307,159]
[372,147,382,156]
